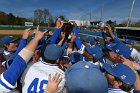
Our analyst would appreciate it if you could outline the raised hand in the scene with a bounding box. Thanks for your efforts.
[71,32,76,42]
[61,32,65,40]
[105,24,115,38]
[120,56,134,69]
[105,24,112,32]
[56,19,63,28]
[34,25,47,41]
[22,28,31,39]
[46,73,62,93]
[70,21,77,26]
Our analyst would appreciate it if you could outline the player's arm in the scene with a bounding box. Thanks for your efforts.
[131,62,140,92]
[58,32,65,46]
[106,25,115,39]
[72,26,85,54]
[5,28,31,68]
[50,19,62,44]
[105,25,123,44]
[0,26,46,92]
[13,28,31,58]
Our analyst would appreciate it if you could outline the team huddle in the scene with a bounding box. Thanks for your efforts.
[0,18,140,93]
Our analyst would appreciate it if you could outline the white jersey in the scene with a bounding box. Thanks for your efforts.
[21,60,65,93]
[108,88,133,93]
[131,48,140,62]
[3,50,10,56]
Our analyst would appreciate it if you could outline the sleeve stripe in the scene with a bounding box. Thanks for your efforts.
[0,73,16,90]
[0,78,12,91]
[78,44,85,54]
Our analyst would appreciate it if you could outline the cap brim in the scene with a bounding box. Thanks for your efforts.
[102,63,117,77]
[10,38,18,43]
[105,43,117,52]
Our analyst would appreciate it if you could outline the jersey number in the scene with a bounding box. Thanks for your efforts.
[28,78,48,93]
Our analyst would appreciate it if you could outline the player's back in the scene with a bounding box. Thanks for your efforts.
[20,60,65,93]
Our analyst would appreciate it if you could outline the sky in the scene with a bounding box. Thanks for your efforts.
[0,0,140,23]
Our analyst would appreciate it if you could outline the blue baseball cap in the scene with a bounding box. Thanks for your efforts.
[66,61,108,93]
[44,44,64,60]
[83,36,95,45]
[68,52,83,64]
[103,63,136,86]
[94,37,101,41]
[85,45,103,61]
[0,36,18,45]
[105,43,132,59]
[123,39,135,45]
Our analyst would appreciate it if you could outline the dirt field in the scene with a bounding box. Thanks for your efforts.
[0,30,34,35]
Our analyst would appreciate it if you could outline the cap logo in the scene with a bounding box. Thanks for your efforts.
[112,64,118,68]
[85,65,89,68]
[93,54,96,57]
[121,75,126,80]
[116,49,119,53]
[108,44,111,47]
[91,45,95,48]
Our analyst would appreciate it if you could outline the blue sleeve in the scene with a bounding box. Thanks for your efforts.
[13,38,27,59]
[2,55,27,86]
[75,37,83,49]
[112,37,122,44]
[102,32,107,39]
[5,39,27,68]
[134,90,140,93]
[50,28,61,44]
[73,27,79,38]
[72,26,83,49]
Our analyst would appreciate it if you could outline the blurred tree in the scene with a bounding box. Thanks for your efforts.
[8,13,16,25]
[0,11,8,25]
[135,20,140,27]
[34,9,43,24]
[34,8,54,26]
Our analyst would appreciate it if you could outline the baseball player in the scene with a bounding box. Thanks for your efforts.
[20,44,65,93]
[0,27,45,92]
[3,28,31,69]
[0,36,18,56]
[102,63,136,93]
[105,25,140,62]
